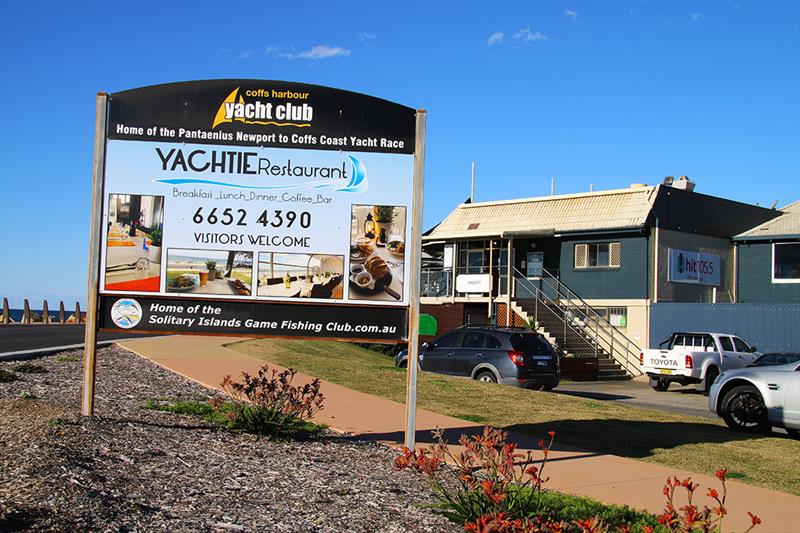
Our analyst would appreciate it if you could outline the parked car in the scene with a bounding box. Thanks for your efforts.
[747,352,800,367]
[640,332,760,393]
[708,359,800,437]
[395,326,560,390]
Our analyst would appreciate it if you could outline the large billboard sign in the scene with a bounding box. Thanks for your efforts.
[668,248,721,286]
[92,80,421,342]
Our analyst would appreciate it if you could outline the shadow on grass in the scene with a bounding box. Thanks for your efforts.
[358,418,771,460]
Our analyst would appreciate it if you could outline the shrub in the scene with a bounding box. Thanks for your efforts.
[55,354,79,363]
[0,369,17,382]
[217,364,325,438]
[396,427,762,533]
[12,363,47,374]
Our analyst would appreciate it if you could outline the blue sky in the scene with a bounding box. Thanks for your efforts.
[1,1,799,307]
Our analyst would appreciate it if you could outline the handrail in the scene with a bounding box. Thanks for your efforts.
[513,269,642,376]
[513,294,603,357]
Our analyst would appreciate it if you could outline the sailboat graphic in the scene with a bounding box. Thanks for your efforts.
[211,87,311,129]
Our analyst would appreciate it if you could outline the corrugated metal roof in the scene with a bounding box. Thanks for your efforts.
[735,201,800,239]
[425,186,658,240]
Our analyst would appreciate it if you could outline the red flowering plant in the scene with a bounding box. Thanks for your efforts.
[658,469,761,533]
[212,364,325,438]
[395,426,556,525]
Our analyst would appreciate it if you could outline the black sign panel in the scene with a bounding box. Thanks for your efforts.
[99,295,408,342]
[108,80,416,154]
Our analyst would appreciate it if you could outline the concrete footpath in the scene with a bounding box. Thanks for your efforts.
[117,335,800,532]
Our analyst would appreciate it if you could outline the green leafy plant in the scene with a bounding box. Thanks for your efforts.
[374,205,395,222]
[12,363,47,374]
[216,364,326,438]
[205,259,218,270]
[18,391,36,400]
[0,368,18,383]
[148,227,163,246]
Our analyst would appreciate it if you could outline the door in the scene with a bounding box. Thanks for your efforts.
[421,331,462,373]
[732,336,759,366]
[718,336,745,370]
[450,331,487,377]
[782,367,800,428]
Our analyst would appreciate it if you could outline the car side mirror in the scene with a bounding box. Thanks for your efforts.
[750,346,758,353]
[421,342,430,350]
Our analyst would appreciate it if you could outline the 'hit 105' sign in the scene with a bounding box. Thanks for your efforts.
[668,248,721,286]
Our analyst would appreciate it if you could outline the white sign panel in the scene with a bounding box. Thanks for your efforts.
[456,273,491,293]
[668,248,721,286]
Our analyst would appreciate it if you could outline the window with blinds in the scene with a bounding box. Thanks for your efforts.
[574,242,621,269]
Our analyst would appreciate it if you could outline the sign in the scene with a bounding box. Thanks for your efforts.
[526,252,543,277]
[668,248,721,286]
[96,80,419,339]
[442,245,454,268]
[456,273,492,293]
[419,313,438,336]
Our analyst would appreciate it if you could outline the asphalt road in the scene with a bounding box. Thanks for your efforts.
[0,324,157,355]
[554,377,715,419]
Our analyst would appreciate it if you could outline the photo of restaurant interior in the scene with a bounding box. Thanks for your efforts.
[104,194,164,292]
[257,253,344,300]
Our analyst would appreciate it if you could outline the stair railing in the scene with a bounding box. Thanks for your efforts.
[513,269,643,376]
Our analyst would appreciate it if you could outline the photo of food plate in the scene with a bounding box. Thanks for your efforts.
[348,205,407,302]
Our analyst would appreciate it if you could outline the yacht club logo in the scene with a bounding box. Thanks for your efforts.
[212,87,314,129]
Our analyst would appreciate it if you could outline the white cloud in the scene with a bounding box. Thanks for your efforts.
[359,32,376,43]
[236,50,254,59]
[265,45,278,55]
[564,9,578,19]
[691,13,701,22]
[487,32,505,46]
[512,27,548,43]
[281,45,352,60]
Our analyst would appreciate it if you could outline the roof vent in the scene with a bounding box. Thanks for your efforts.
[672,176,696,192]
[629,183,648,189]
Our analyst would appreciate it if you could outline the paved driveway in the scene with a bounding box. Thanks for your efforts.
[553,377,714,419]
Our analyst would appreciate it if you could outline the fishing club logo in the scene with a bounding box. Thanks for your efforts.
[212,87,314,129]
[110,298,142,329]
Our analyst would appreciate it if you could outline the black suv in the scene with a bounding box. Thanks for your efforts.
[395,326,560,390]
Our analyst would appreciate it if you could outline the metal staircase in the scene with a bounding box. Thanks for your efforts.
[509,268,642,379]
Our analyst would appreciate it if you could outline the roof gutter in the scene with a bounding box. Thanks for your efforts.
[732,234,800,243]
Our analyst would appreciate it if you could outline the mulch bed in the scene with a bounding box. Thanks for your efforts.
[0,346,456,532]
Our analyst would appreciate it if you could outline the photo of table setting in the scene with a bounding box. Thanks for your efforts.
[349,205,406,302]
[166,249,253,296]
[257,253,344,300]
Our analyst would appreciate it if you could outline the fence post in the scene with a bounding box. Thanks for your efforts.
[42,300,49,324]
[59,301,65,324]
[75,302,82,324]
[23,299,30,324]
[2,297,8,324]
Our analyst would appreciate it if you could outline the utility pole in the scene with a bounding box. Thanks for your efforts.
[551,176,555,196]
[470,160,475,202]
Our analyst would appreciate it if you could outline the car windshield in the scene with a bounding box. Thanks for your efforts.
[749,353,800,367]
[509,333,551,354]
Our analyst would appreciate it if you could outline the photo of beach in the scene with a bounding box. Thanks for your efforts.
[257,253,344,300]
[349,205,406,302]
[104,194,164,292]
[166,249,253,296]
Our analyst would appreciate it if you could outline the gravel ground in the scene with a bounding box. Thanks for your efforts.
[0,346,456,532]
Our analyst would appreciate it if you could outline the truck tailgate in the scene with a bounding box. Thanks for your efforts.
[642,350,682,373]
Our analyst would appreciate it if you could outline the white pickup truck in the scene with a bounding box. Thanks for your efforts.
[640,332,760,393]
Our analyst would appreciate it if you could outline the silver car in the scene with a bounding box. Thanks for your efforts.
[709,358,800,437]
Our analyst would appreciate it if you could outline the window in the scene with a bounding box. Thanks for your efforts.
[574,242,621,268]
[435,332,462,348]
[462,332,486,348]
[595,307,628,327]
[509,333,552,354]
[733,337,752,353]
[719,336,734,352]
[486,335,502,349]
[773,243,800,283]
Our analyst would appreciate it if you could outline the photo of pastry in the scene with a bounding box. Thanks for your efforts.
[104,194,164,292]
[257,253,344,300]
[349,205,406,301]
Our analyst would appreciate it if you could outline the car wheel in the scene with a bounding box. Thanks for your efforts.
[397,361,407,368]
[721,385,769,432]
[785,428,800,439]
[542,384,556,392]
[652,379,670,392]
[704,367,719,396]
[475,371,497,384]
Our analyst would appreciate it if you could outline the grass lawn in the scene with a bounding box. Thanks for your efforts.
[230,338,800,496]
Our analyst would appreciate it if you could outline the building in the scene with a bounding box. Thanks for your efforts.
[734,201,800,303]
[420,179,784,377]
